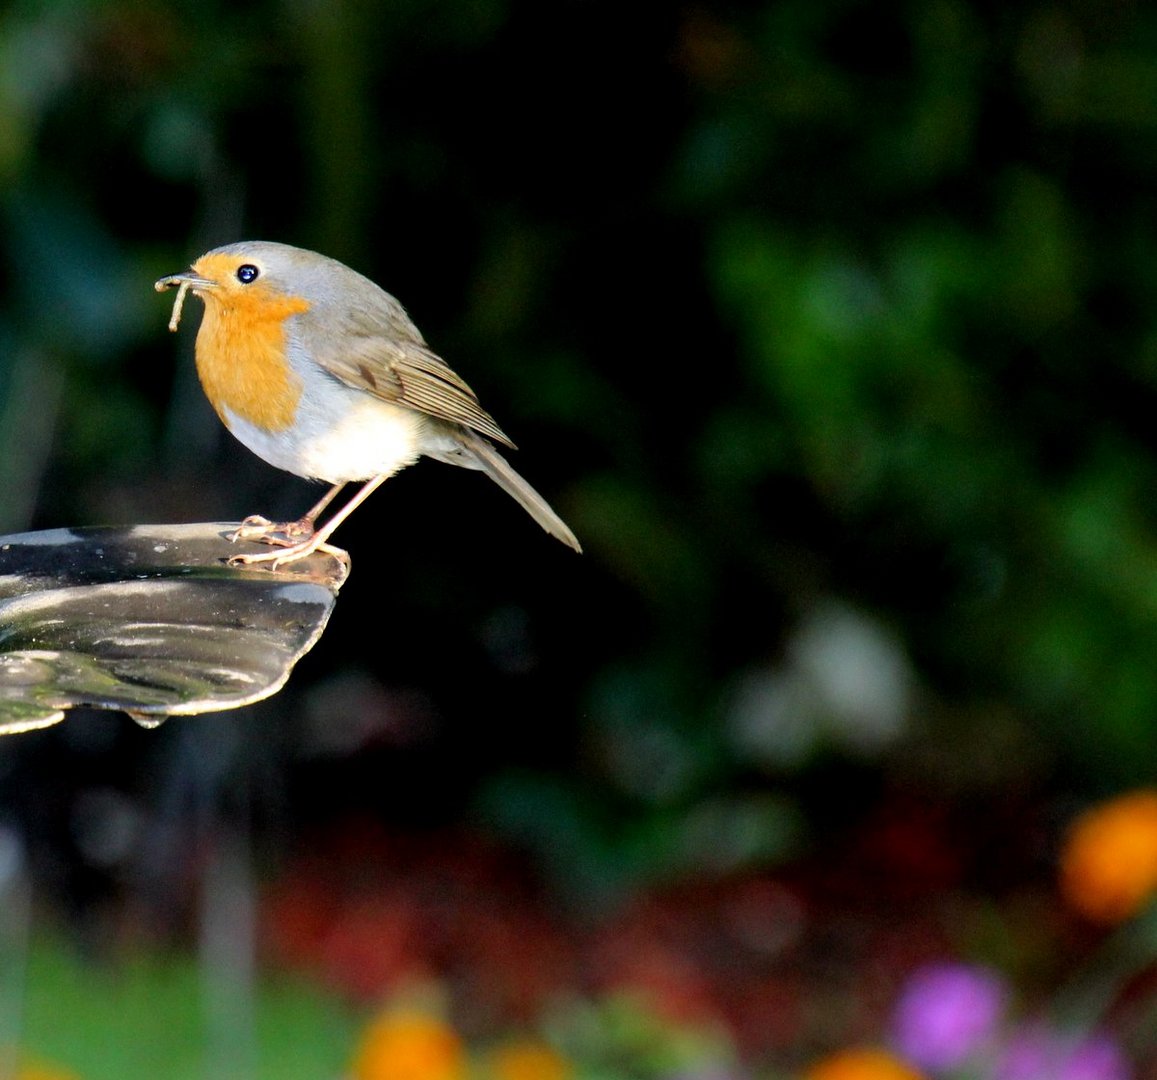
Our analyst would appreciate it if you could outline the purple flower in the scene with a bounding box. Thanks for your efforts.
[889,961,1008,1071]
[995,1026,1131,1080]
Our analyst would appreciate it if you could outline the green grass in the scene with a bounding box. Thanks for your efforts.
[16,935,359,1080]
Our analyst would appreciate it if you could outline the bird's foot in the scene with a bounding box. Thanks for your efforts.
[227,514,316,547]
[226,536,350,574]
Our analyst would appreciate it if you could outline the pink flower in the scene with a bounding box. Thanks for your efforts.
[889,962,1007,1071]
[995,1025,1130,1080]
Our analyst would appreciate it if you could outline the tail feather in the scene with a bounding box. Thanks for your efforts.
[456,431,581,553]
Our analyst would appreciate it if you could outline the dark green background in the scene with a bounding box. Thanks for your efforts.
[1,0,1155,956]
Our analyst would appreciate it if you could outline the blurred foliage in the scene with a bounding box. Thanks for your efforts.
[3,0,1157,1072]
[10,931,744,1080]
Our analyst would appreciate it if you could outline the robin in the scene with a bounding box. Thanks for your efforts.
[155,241,581,568]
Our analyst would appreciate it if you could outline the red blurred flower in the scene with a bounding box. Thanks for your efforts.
[320,896,430,1000]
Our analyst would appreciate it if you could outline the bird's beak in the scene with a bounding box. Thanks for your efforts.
[156,269,216,333]
[154,270,216,293]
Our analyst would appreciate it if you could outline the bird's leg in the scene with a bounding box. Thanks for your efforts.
[284,482,348,538]
[228,475,387,569]
[227,482,347,546]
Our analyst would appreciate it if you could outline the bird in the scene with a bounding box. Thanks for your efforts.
[155,240,581,569]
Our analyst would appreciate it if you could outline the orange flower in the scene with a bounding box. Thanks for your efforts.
[0,1051,81,1080]
[487,1040,573,1080]
[18,1066,80,1080]
[351,1007,467,1080]
[1060,789,1157,923]
[803,1047,926,1080]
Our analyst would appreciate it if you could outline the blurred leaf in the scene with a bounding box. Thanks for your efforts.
[3,187,152,357]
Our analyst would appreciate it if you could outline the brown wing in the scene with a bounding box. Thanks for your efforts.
[309,303,516,449]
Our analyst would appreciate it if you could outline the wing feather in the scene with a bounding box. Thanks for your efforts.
[307,300,515,448]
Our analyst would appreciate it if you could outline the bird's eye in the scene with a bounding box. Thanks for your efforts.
[236,264,260,284]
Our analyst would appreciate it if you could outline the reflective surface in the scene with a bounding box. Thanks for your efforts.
[0,524,346,732]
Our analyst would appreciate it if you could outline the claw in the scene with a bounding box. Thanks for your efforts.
[227,514,317,547]
[227,538,350,576]
[227,515,278,543]
[222,477,378,580]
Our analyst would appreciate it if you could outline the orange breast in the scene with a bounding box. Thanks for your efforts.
[194,281,311,433]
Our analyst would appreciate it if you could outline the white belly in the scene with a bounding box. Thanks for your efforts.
[222,389,425,484]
